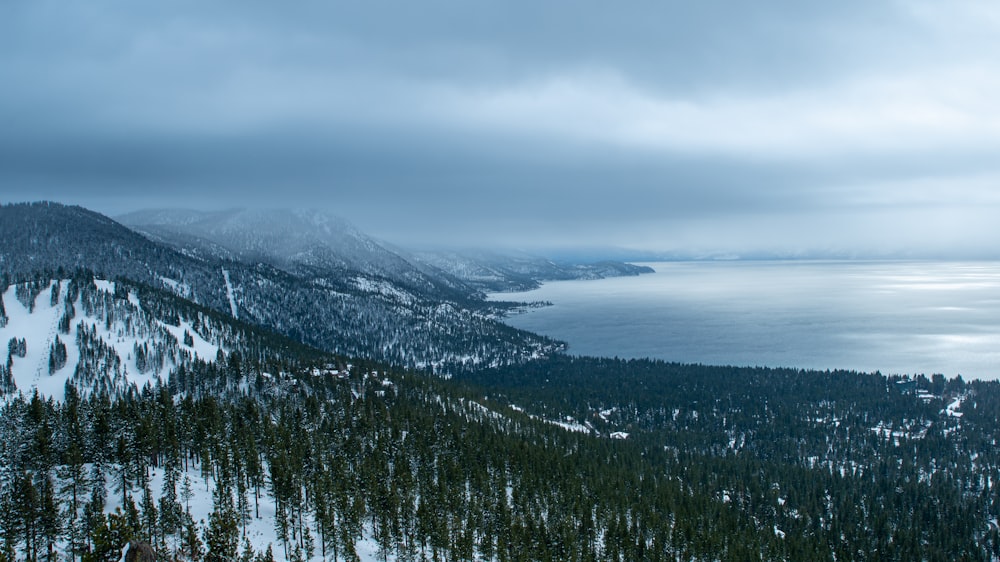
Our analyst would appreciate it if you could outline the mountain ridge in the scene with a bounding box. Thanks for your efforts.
[118,208,477,302]
[2,202,561,371]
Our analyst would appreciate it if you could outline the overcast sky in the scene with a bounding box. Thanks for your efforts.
[3,0,1000,255]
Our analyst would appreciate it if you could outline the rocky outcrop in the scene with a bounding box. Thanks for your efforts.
[124,541,156,562]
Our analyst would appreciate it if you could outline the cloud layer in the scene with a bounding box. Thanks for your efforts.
[3,0,1000,254]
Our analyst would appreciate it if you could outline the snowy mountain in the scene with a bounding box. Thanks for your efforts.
[0,202,229,310]
[118,208,476,302]
[0,273,452,560]
[0,277,212,400]
[118,207,655,296]
[0,272,327,402]
[5,273,1000,561]
[2,203,559,371]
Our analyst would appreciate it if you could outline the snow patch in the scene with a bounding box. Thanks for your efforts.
[96,462,392,562]
[94,279,116,294]
[351,276,413,303]
[158,319,222,362]
[222,268,239,319]
[943,395,964,418]
[159,276,192,298]
[0,281,72,401]
[507,404,591,434]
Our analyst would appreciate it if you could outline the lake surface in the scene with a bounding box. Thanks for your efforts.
[492,261,1000,380]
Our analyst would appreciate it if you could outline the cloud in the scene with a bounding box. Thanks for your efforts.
[3,0,1000,254]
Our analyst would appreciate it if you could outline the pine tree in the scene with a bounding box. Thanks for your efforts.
[0,291,7,328]
[48,336,67,374]
[158,463,182,553]
[37,473,60,562]
[58,305,73,334]
[0,363,14,395]
[16,472,39,562]
[81,482,106,559]
[238,537,255,562]
[0,484,18,562]
[180,513,204,562]
[113,434,133,509]
[122,496,142,543]
[140,482,158,546]
[84,512,116,562]
[8,338,26,359]
[254,544,276,562]
[181,474,194,515]
[204,481,239,562]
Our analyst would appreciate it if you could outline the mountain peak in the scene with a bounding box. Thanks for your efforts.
[119,206,473,298]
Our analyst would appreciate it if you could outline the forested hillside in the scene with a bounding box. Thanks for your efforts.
[117,208,476,302]
[461,357,1000,560]
[0,202,560,371]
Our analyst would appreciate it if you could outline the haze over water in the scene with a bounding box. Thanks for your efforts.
[495,261,1000,380]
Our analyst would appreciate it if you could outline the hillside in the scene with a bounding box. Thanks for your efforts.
[117,208,475,302]
[1,202,560,372]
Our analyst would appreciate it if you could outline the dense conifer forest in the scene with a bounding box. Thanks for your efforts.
[5,341,1000,560]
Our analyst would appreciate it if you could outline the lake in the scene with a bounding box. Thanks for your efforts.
[492,261,1000,380]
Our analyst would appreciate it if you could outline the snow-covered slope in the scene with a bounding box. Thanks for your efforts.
[97,462,395,562]
[0,275,429,561]
[3,202,559,371]
[119,208,474,300]
[0,277,231,401]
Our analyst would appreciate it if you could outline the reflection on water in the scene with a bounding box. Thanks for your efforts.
[493,261,1000,380]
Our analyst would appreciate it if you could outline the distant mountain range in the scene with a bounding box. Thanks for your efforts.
[1,201,650,371]
[117,207,653,294]
[117,208,475,300]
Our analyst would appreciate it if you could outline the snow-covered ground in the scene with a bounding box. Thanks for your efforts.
[1,281,75,400]
[1,280,223,402]
[944,395,965,418]
[159,276,192,299]
[222,268,239,319]
[64,461,395,562]
[509,404,591,434]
